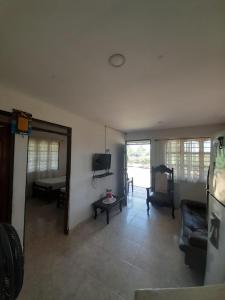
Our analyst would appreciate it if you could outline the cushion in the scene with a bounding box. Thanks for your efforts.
[189,230,207,248]
[184,211,206,231]
[150,192,171,206]
[182,205,207,230]
[180,199,207,251]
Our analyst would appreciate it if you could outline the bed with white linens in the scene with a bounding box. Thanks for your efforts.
[32,176,66,200]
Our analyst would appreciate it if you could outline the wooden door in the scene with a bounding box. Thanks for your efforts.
[0,125,13,223]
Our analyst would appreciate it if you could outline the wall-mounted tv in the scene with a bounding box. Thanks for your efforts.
[92,153,111,171]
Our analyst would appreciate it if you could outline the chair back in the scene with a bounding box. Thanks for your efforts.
[126,172,129,181]
[151,165,174,194]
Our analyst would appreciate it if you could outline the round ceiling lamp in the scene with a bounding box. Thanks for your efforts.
[108,53,126,67]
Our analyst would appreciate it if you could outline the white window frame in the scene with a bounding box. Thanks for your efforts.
[165,138,211,182]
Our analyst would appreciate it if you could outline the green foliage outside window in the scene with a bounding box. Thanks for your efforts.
[127,144,150,168]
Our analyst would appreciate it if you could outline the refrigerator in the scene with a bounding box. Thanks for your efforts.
[205,130,225,285]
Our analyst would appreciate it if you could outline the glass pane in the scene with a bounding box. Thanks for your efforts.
[166,140,181,179]
[204,140,211,153]
[37,141,48,171]
[28,139,37,172]
[49,141,59,170]
[166,138,211,182]
[184,140,199,153]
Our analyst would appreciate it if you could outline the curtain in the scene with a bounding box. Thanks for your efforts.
[152,140,166,167]
[28,139,59,173]
[165,138,211,182]
[27,138,60,197]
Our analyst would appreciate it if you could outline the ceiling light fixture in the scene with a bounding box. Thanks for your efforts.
[108,53,126,67]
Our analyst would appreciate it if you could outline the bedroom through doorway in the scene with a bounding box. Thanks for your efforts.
[24,119,71,250]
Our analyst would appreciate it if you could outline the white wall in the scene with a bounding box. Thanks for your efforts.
[126,124,225,207]
[11,135,28,243]
[126,125,225,141]
[0,85,125,240]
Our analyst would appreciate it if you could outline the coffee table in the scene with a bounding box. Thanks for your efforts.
[93,195,124,224]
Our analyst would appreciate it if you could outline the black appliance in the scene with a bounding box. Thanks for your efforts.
[92,154,111,171]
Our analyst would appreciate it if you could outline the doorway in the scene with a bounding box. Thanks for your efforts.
[126,140,151,191]
[0,111,14,224]
[24,119,71,243]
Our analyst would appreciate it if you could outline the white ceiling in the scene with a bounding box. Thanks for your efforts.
[0,0,225,132]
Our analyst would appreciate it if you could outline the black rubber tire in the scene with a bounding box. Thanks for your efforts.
[2,223,24,299]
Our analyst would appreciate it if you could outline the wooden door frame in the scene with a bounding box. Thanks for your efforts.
[0,110,15,224]
[65,127,71,234]
[25,117,72,236]
[0,109,72,242]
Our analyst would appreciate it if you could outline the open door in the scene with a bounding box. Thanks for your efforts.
[0,124,14,223]
[24,119,71,237]
[126,140,151,190]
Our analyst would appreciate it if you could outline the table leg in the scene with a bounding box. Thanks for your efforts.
[106,210,109,224]
[119,201,122,212]
[146,199,150,215]
[94,207,98,219]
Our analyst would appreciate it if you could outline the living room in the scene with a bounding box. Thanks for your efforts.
[0,1,225,300]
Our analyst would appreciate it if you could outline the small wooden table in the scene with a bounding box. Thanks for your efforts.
[92,195,123,224]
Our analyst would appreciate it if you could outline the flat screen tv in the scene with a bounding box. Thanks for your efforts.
[92,154,111,171]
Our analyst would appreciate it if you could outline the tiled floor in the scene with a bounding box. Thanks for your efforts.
[19,187,203,300]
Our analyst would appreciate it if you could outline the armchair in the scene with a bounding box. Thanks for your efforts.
[146,165,175,218]
[179,199,207,271]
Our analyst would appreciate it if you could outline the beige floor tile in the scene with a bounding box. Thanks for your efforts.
[18,187,203,300]
[69,273,121,300]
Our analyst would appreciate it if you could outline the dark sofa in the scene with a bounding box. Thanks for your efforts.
[179,199,208,272]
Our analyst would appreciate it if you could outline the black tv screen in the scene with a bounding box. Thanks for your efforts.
[92,154,111,171]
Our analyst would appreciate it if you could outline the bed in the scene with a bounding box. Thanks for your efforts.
[32,176,66,200]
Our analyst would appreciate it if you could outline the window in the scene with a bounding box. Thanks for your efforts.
[38,141,48,171]
[28,139,59,173]
[49,142,60,170]
[165,138,211,182]
[28,139,37,173]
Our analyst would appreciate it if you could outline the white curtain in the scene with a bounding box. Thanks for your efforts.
[27,137,60,197]
[151,140,166,167]
[28,138,59,173]
[165,138,211,182]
